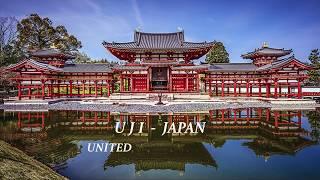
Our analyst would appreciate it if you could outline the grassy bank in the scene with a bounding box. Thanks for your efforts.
[0,140,66,180]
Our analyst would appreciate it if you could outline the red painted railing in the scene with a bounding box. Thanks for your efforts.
[303,92,320,96]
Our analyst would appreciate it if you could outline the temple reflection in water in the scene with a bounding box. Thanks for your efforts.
[0,108,318,175]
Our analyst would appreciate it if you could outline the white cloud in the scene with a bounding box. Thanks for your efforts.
[131,0,144,28]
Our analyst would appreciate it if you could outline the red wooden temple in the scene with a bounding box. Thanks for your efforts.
[5,30,312,99]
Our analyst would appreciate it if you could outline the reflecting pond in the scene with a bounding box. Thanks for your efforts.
[1,108,320,180]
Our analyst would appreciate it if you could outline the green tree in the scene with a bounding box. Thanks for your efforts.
[74,52,119,66]
[74,52,91,64]
[307,49,320,86]
[0,67,16,97]
[0,17,23,67]
[205,42,229,64]
[16,13,82,52]
[309,49,320,65]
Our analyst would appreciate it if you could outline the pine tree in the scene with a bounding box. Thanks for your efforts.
[205,42,229,64]
[16,14,82,52]
[309,49,320,65]
[307,49,320,86]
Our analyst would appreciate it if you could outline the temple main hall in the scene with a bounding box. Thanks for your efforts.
[6,30,312,100]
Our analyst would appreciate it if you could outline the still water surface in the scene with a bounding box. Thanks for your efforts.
[0,108,320,180]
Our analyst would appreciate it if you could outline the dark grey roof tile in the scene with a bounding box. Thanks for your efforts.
[62,64,112,73]
[113,65,148,71]
[207,63,257,72]
[241,47,292,59]
[103,31,214,50]
[172,64,209,71]
[6,59,62,72]
[30,48,75,59]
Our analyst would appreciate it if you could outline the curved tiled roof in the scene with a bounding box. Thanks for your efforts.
[241,47,292,59]
[62,64,113,73]
[256,56,312,71]
[6,59,63,72]
[207,63,257,72]
[112,65,148,71]
[172,64,209,71]
[30,49,75,59]
[103,31,215,50]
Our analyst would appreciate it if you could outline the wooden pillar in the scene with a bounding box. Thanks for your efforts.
[95,80,98,98]
[82,80,85,97]
[66,83,69,95]
[266,83,270,98]
[209,79,212,97]
[287,85,291,97]
[50,81,53,99]
[147,72,150,92]
[215,81,218,96]
[111,81,114,93]
[57,81,60,98]
[196,74,200,92]
[274,79,278,99]
[233,80,237,97]
[100,81,103,96]
[297,80,302,99]
[258,80,262,97]
[279,85,282,97]
[28,87,31,99]
[18,81,22,100]
[41,80,45,100]
[246,80,249,97]
[221,80,225,97]
[69,80,73,97]
[204,74,207,92]
[250,83,253,97]
[77,82,80,96]
[48,84,51,98]
[107,81,111,97]
[130,73,134,92]
[167,69,170,92]
[185,73,189,92]
[89,80,91,95]
[47,85,50,98]
[120,74,124,92]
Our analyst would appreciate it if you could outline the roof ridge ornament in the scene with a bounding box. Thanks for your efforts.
[135,26,142,32]
[177,27,184,46]
[262,42,269,48]
[134,27,142,46]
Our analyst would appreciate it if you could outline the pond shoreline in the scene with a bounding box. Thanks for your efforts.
[0,140,66,180]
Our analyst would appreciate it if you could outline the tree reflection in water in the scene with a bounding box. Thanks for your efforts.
[306,108,320,142]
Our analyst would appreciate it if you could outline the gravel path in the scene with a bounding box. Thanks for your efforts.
[1,101,318,112]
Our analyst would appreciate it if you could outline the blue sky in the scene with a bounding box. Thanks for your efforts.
[1,0,320,63]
